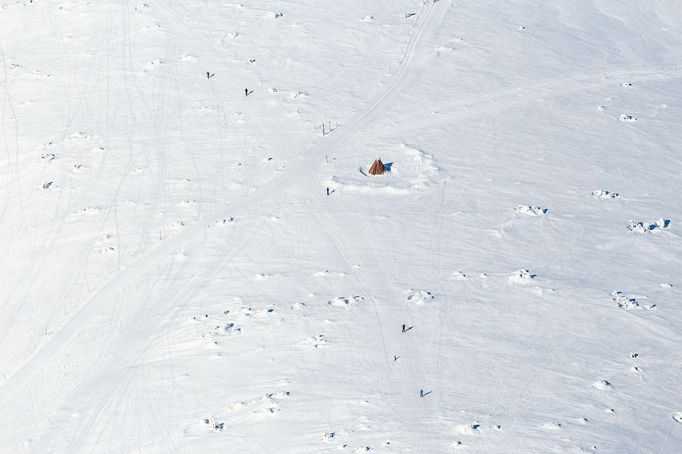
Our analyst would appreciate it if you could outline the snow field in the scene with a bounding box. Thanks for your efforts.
[1,0,682,452]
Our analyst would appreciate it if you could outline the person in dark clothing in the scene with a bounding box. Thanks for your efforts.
[402,324,406,333]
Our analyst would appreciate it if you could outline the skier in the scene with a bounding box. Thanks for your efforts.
[245,88,249,96]
[326,187,330,196]
[419,389,425,398]
[401,324,406,333]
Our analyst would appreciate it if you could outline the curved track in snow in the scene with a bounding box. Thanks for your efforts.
[0,1,449,450]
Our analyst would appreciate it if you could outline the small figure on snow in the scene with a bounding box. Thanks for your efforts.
[401,324,406,333]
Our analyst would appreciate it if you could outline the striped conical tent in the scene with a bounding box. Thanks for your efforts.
[368,159,386,175]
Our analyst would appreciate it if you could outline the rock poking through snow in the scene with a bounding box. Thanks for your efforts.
[627,218,670,234]
[592,189,619,199]
[515,205,548,216]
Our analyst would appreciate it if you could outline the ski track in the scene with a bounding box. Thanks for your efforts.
[3,0,682,451]
[0,1,449,449]
[430,65,682,125]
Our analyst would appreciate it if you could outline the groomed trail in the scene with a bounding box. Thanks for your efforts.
[0,1,449,450]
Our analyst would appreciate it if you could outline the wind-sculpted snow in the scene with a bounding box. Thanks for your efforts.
[1,0,682,452]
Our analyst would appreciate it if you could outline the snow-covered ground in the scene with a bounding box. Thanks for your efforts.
[1,0,681,452]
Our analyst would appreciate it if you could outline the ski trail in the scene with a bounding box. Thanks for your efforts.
[429,64,682,119]
[0,0,447,418]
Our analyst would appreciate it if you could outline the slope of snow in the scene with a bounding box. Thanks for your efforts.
[1,0,681,452]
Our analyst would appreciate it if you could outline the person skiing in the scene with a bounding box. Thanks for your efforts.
[419,389,425,397]
[245,88,249,96]
[401,324,406,333]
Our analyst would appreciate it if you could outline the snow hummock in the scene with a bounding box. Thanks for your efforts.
[611,291,656,311]
[627,218,670,234]
[509,269,537,284]
[328,295,365,309]
[592,189,619,199]
[593,380,613,391]
[454,422,482,435]
[406,289,436,305]
[515,205,548,216]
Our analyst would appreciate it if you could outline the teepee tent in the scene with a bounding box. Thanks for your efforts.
[368,159,386,175]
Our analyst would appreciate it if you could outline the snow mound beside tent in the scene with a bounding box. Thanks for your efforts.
[329,144,440,194]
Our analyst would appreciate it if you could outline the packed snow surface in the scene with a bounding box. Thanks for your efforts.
[1,0,682,452]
